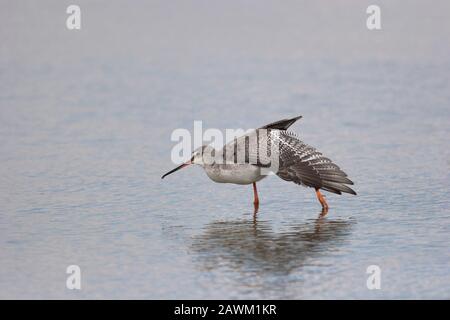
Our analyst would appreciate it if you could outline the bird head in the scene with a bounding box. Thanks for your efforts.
[191,146,206,165]
[161,145,209,179]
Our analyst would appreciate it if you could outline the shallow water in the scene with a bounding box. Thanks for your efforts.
[1,1,449,299]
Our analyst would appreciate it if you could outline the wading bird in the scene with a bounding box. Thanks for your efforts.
[162,116,356,214]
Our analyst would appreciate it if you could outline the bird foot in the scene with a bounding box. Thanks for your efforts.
[320,207,329,217]
[315,189,329,211]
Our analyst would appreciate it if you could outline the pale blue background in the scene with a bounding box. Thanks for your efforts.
[1,0,449,298]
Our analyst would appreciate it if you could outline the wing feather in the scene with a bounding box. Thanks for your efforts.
[272,131,356,195]
[218,125,356,195]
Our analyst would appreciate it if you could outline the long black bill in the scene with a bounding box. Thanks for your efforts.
[161,161,191,179]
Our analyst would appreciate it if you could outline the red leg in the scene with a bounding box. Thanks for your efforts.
[252,182,260,206]
[315,188,329,213]
[253,182,260,214]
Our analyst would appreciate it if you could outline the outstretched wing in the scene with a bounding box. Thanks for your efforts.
[217,116,356,194]
[219,116,303,166]
[272,131,356,195]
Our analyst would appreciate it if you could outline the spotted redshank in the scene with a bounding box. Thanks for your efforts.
[162,116,356,214]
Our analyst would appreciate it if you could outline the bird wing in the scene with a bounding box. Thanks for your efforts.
[259,115,302,130]
[217,117,356,195]
[271,131,357,195]
[218,116,302,165]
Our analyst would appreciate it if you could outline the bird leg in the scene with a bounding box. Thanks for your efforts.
[319,207,329,217]
[252,182,260,213]
[315,188,329,212]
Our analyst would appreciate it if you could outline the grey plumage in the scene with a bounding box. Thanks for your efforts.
[162,115,356,211]
[217,116,356,195]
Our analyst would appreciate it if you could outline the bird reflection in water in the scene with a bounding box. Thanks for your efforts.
[191,212,354,275]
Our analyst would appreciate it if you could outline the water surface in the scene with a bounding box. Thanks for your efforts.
[0,1,449,299]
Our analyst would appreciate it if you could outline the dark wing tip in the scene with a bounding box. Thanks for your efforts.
[260,115,302,130]
[321,180,357,195]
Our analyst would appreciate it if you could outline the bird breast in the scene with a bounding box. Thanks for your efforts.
[204,164,266,185]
